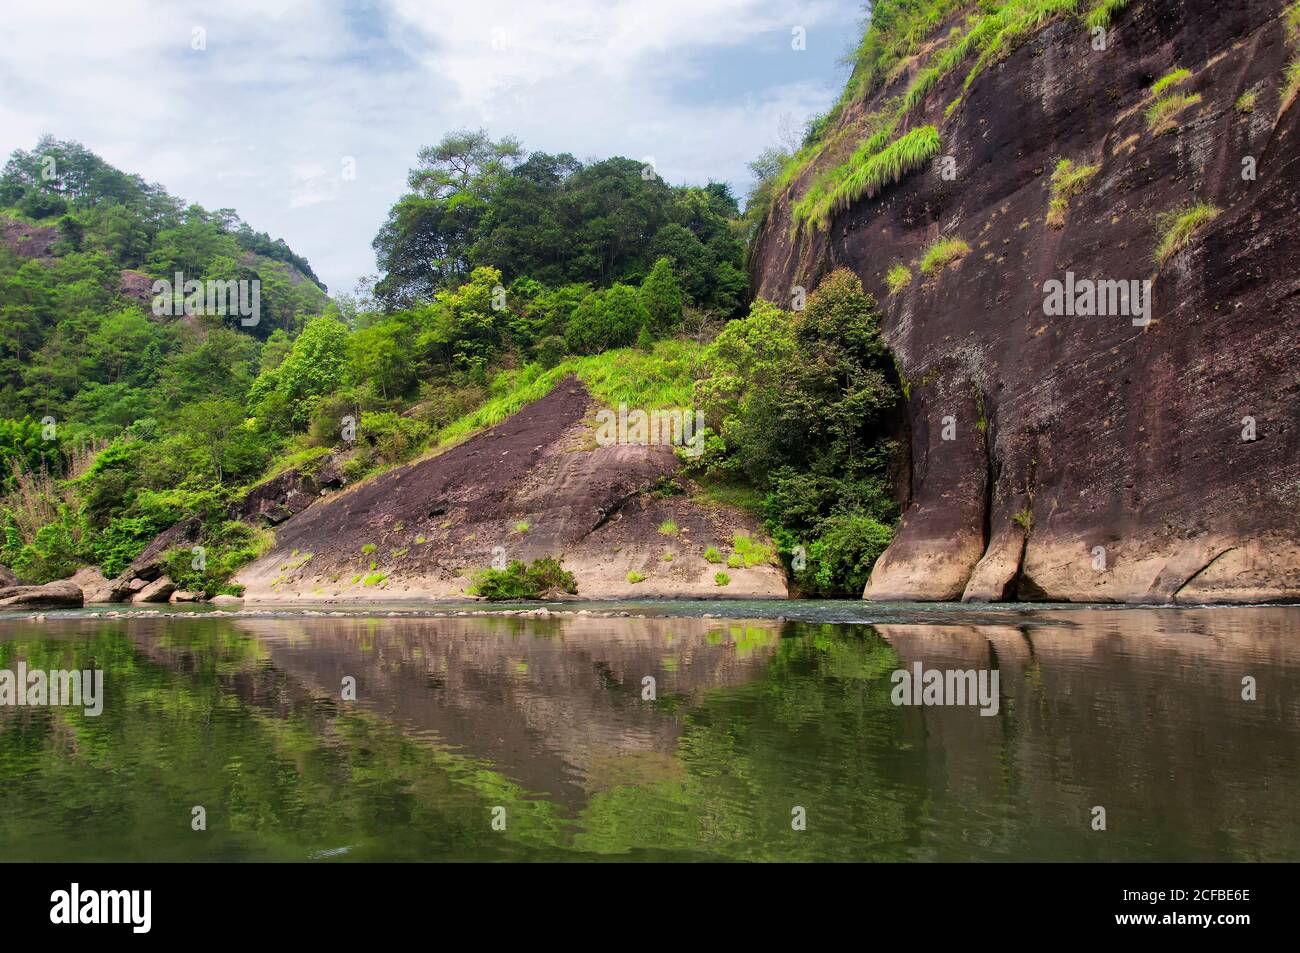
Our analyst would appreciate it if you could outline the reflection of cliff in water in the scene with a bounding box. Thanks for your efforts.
[873,608,1300,860]
[5,605,1298,860]
[131,615,782,810]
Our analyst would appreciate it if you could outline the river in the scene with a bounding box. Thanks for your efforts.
[1,600,1296,861]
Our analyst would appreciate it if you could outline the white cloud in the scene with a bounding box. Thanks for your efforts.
[0,0,859,293]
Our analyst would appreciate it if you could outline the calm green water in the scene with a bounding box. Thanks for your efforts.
[0,602,1296,861]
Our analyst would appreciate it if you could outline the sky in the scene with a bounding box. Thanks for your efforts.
[0,0,867,295]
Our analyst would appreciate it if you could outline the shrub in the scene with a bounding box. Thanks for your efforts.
[4,506,83,583]
[635,323,654,352]
[714,572,730,586]
[694,268,901,594]
[535,335,568,369]
[919,236,971,275]
[1155,203,1220,264]
[638,257,685,333]
[626,570,646,584]
[515,520,530,534]
[703,546,723,564]
[797,512,894,598]
[363,571,388,587]
[470,557,577,599]
[727,554,743,568]
[344,411,431,482]
[1235,90,1258,114]
[158,520,272,597]
[564,284,648,354]
[410,380,489,429]
[649,476,685,497]
[658,519,679,536]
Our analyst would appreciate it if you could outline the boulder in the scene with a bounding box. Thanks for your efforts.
[132,576,176,603]
[124,517,201,583]
[233,450,349,525]
[169,590,201,603]
[0,564,17,588]
[68,566,116,603]
[209,594,243,606]
[118,269,155,304]
[0,580,84,609]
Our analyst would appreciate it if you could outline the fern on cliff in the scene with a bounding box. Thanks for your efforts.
[774,1,1108,233]
[1083,0,1132,30]
[1282,2,1300,117]
[1146,92,1202,133]
[1150,67,1191,98]
[1154,204,1220,265]
[792,126,941,232]
[1046,158,1099,228]
[919,236,971,275]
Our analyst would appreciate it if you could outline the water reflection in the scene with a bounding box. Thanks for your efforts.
[0,606,1296,861]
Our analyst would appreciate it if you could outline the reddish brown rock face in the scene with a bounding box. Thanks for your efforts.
[232,378,787,601]
[0,217,58,261]
[751,0,1300,603]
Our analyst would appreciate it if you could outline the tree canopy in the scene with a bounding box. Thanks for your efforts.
[373,130,747,315]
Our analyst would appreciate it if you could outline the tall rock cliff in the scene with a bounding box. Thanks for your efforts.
[751,0,1300,603]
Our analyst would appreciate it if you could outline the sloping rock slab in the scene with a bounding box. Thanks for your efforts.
[0,580,84,609]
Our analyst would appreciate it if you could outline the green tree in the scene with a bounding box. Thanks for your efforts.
[639,257,685,334]
[249,316,350,429]
[372,130,523,305]
[0,417,60,489]
[177,398,260,484]
[694,269,902,596]
[565,284,647,354]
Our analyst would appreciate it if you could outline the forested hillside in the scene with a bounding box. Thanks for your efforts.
[0,131,901,601]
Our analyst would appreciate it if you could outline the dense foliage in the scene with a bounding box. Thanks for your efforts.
[693,269,902,596]
[470,558,578,600]
[0,133,903,599]
[0,136,748,593]
[0,138,330,590]
[373,129,746,315]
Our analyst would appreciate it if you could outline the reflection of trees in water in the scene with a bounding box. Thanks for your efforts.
[0,623,558,860]
[573,624,914,860]
[1,607,1297,861]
